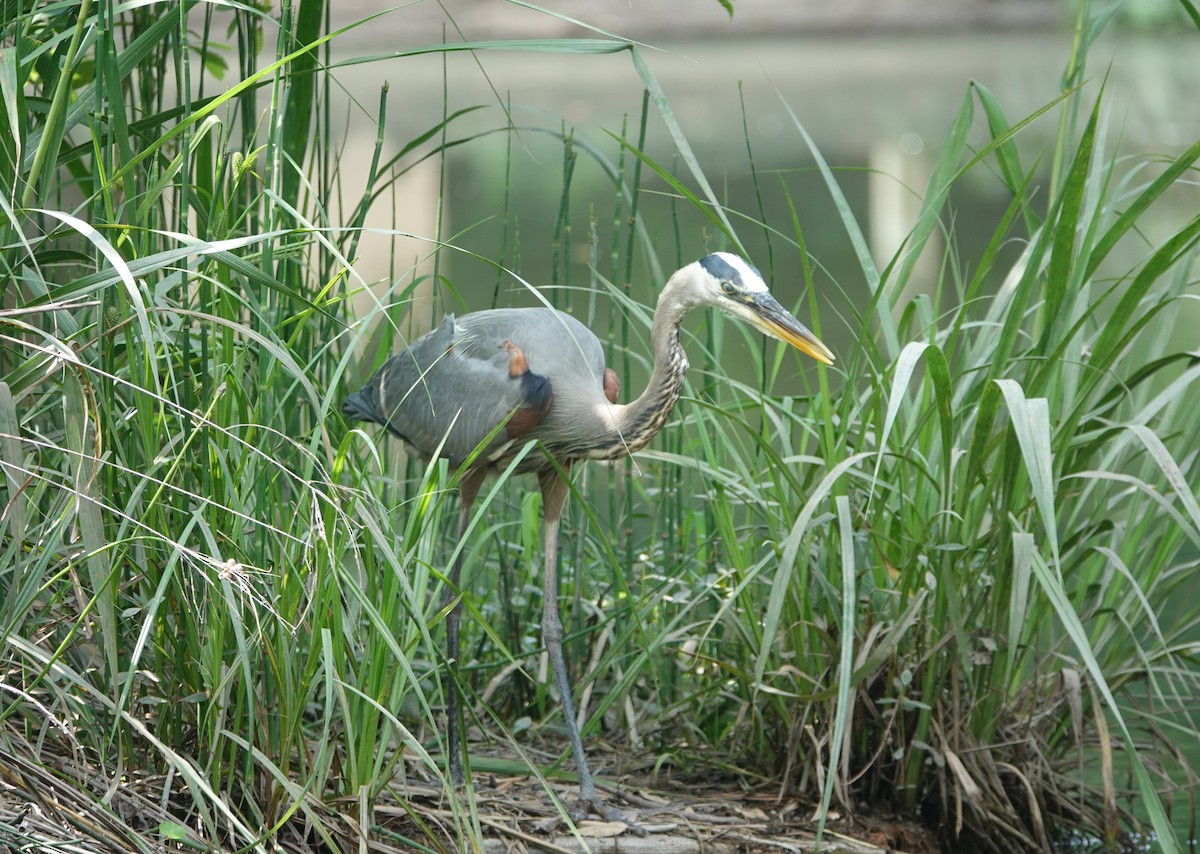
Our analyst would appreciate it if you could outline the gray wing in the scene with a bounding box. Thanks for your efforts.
[456,308,610,451]
[346,308,608,466]
[351,315,526,465]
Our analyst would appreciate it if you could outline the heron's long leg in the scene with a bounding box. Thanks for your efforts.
[538,469,632,824]
[446,469,486,784]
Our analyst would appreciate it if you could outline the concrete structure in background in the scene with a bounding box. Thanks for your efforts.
[332,0,1063,45]
[326,1,1196,346]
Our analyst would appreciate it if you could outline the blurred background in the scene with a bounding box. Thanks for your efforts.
[4,3,1197,848]
[324,0,1199,362]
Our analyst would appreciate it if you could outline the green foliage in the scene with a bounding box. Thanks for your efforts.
[1,1,1197,851]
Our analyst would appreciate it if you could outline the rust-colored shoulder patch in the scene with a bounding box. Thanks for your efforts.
[603,367,620,404]
[506,397,552,439]
[501,340,529,377]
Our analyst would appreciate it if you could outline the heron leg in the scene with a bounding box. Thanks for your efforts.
[446,469,485,785]
[539,470,641,829]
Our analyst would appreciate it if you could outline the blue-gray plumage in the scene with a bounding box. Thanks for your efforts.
[342,308,593,468]
[342,253,833,825]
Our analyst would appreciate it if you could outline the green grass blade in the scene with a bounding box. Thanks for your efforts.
[971,81,1042,234]
[0,382,28,542]
[1005,532,1034,688]
[1075,214,1200,411]
[894,89,972,292]
[1025,543,1181,854]
[629,46,740,249]
[1176,0,1200,29]
[1128,425,1200,535]
[757,451,873,685]
[995,379,1059,564]
[1044,100,1098,334]
[63,371,118,683]
[1085,136,1200,281]
[21,0,92,206]
[777,94,899,360]
[815,494,857,843]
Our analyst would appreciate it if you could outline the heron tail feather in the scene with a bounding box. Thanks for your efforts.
[341,389,379,423]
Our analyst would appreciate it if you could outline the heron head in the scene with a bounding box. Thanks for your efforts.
[693,252,835,365]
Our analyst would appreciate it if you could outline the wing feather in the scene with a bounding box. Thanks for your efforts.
[348,307,610,466]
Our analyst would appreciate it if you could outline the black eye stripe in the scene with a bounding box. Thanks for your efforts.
[700,253,742,285]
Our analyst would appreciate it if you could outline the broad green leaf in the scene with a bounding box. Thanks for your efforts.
[815,495,857,842]
[995,379,1059,564]
[1006,532,1034,687]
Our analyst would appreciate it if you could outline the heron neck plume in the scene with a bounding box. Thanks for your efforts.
[604,275,696,456]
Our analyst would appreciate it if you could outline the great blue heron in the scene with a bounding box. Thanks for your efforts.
[343,252,834,821]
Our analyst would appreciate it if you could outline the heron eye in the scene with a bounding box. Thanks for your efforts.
[721,280,737,296]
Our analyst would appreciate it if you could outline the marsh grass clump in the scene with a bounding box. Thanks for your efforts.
[2,1,1197,851]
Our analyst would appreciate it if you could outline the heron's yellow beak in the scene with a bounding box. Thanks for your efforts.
[746,293,835,365]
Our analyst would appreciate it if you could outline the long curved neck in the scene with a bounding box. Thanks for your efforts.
[609,278,695,454]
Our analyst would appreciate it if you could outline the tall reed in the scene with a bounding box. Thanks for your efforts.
[1,2,1196,851]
